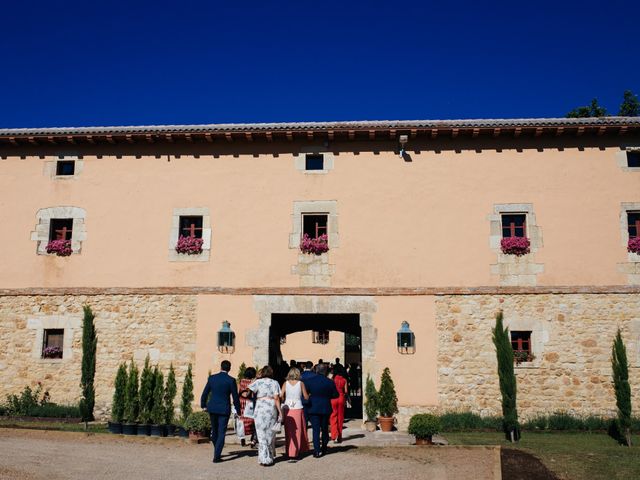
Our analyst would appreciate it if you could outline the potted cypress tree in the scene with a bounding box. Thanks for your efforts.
[377,368,398,432]
[408,414,442,445]
[363,374,378,432]
[178,364,194,438]
[122,360,139,435]
[164,363,177,436]
[137,355,154,436]
[150,366,165,437]
[109,363,127,434]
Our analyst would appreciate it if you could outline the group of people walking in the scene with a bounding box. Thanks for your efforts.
[200,358,351,466]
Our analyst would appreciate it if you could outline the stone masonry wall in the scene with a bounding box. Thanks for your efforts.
[436,294,640,419]
[0,295,197,420]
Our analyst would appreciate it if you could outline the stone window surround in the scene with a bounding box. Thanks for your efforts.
[27,315,81,363]
[618,203,640,285]
[294,146,335,174]
[168,207,212,262]
[503,316,549,370]
[289,200,339,248]
[615,147,640,172]
[43,154,84,179]
[31,206,87,255]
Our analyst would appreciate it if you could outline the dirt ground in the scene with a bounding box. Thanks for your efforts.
[0,428,500,480]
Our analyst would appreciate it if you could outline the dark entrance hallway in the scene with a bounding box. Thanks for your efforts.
[269,313,363,419]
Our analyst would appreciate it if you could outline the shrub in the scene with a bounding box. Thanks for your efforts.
[300,233,329,255]
[500,237,530,256]
[151,367,165,425]
[628,237,640,254]
[377,368,398,418]
[183,411,210,434]
[408,414,442,439]
[46,239,72,256]
[237,362,247,382]
[175,235,203,255]
[548,412,583,431]
[79,305,97,423]
[364,374,378,421]
[138,355,154,424]
[438,411,502,432]
[111,363,127,423]
[163,363,177,425]
[522,415,548,431]
[28,403,81,418]
[124,360,139,424]
[5,384,47,416]
[180,364,194,424]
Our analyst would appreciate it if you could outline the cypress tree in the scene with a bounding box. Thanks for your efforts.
[111,363,127,423]
[124,360,139,424]
[492,310,521,442]
[138,355,153,424]
[151,366,165,425]
[377,368,398,417]
[364,374,378,421]
[611,328,632,446]
[164,363,177,425]
[79,305,97,424]
[180,364,194,423]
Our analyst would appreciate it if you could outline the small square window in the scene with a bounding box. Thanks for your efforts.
[511,331,533,363]
[312,330,330,344]
[179,216,203,238]
[56,160,75,176]
[49,218,73,241]
[305,154,324,171]
[303,214,328,239]
[628,211,640,238]
[627,151,640,168]
[42,329,64,359]
[501,214,527,238]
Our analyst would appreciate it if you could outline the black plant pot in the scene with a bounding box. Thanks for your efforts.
[178,426,189,438]
[122,423,137,435]
[166,424,177,437]
[150,424,166,437]
[137,424,151,436]
[108,421,123,434]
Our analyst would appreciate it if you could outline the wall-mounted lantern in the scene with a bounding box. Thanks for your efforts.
[397,321,415,354]
[217,321,235,354]
[312,329,330,345]
[279,335,287,345]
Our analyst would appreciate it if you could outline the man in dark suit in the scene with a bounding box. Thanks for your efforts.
[200,360,241,463]
[300,360,317,426]
[303,363,339,457]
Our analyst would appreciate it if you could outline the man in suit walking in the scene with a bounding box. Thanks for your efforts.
[303,363,339,457]
[200,360,241,463]
[300,360,317,426]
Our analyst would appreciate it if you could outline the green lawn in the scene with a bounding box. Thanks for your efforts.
[445,431,640,480]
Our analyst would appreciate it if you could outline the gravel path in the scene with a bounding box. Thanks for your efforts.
[0,428,499,480]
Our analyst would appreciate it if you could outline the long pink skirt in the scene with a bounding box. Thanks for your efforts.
[283,407,309,458]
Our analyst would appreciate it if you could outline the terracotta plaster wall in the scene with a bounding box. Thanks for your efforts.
[0,144,638,289]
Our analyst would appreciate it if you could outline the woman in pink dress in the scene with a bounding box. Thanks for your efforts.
[280,367,310,460]
[238,367,257,447]
[330,366,348,443]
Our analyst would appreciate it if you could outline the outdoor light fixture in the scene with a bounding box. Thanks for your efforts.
[397,321,415,354]
[312,329,330,345]
[279,335,287,345]
[217,321,235,354]
[398,134,408,158]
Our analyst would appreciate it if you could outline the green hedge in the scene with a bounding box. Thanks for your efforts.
[438,412,502,432]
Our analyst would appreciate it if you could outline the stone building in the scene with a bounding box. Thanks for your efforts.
[0,117,639,426]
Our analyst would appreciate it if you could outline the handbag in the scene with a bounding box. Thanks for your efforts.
[235,417,245,439]
[270,421,282,433]
[243,400,255,419]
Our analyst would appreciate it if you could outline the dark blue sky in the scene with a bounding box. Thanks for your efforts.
[1,1,638,127]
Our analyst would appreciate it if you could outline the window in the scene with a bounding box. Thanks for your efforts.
[56,160,75,176]
[49,218,73,241]
[305,154,324,171]
[511,331,533,363]
[312,330,330,345]
[42,329,64,359]
[628,212,640,238]
[501,214,527,238]
[627,151,640,168]
[179,216,203,238]
[302,214,328,239]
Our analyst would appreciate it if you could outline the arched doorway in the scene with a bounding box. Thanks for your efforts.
[269,313,363,419]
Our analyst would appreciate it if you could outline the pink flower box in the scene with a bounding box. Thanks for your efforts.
[42,346,63,359]
[500,237,530,256]
[46,239,72,257]
[175,235,204,255]
[628,237,640,254]
[300,233,329,255]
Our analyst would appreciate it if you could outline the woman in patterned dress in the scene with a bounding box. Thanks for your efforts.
[238,367,257,447]
[249,366,283,466]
